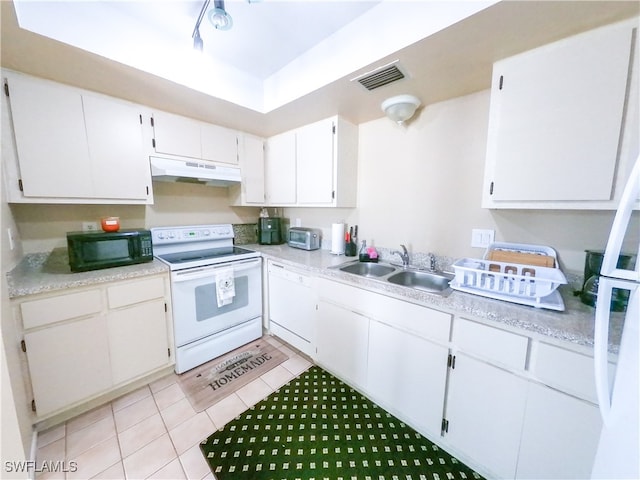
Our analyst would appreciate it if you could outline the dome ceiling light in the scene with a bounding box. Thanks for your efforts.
[381,94,421,125]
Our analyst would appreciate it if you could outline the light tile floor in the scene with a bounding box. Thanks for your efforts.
[35,336,313,480]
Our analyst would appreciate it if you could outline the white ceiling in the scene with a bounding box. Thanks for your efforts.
[11,0,497,112]
[3,1,639,137]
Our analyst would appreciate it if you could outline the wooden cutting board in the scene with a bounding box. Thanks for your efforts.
[487,250,556,268]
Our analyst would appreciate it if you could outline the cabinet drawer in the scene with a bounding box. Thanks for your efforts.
[318,278,451,343]
[453,318,528,370]
[107,276,165,309]
[534,342,615,403]
[21,289,102,330]
[371,295,451,343]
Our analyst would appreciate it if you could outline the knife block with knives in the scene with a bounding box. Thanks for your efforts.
[345,225,358,256]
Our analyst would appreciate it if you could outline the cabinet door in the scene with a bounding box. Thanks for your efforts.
[445,353,527,479]
[83,95,150,200]
[240,134,265,204]
[265,131,296,204]
[24,315,112,417]
[296,118,334,205]
[367,320,449,437]
[201,123,238,164]
[516,382,602,479]
[316,300,369,388]
[7,74,93,198]
[107,299,170,385]
[152,111,201,159]
[485,21,633,202]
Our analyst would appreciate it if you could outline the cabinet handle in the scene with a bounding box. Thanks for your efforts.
[441,418,449,434]
[499,75,504,90]
[20,340,26,353]
[447,353,456,369]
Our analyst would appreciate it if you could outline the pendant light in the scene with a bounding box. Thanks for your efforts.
[208,0,233,31]
[192,0,233,51]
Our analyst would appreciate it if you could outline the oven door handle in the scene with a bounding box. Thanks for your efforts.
[172,258,261,282]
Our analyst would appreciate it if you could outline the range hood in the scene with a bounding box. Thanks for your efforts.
[150,156,241,187]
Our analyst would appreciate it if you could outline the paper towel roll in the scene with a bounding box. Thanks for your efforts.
[331,223,345,255]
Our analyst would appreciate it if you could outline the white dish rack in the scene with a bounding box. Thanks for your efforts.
[450,242,568,311]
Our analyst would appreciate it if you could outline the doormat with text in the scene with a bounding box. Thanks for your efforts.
[178,340,287,412]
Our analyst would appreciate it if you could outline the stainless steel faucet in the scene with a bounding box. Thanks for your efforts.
[392,244,411,267]
[428,253,437,271]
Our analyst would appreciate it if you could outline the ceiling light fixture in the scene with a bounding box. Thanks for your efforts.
[192,0,233,51]
[208,0,233,31]
[381,94,421,125]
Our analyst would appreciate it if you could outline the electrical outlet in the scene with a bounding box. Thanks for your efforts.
[7,228,15,250]
[82,221,99,232]
[471,228,495,248]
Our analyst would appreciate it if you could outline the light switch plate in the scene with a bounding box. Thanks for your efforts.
[471,228,495,248]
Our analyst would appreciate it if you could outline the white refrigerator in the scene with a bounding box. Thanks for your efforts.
[591,154,640,479]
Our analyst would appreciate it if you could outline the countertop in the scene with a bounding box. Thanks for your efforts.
[248,244,624,355]
[7,247,169,298]
[7,244,624,354]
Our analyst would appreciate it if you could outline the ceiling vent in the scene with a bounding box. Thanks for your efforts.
[352,61,406,91]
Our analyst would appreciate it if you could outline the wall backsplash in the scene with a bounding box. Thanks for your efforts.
[233,223,258,245]
[10,181,260,254]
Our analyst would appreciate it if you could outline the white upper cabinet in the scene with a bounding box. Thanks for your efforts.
[296,117,335,205]
[3,71,152,204]
[482,19,638,209]
[83,95,150,200]
[201,122,239,165]
[151,110,201,159]
[151,110,239,165]
[263,115,358,207]
[296,116,358,207]
[7,72,92,199]
[229,133,266,205]
[265,130,297,205]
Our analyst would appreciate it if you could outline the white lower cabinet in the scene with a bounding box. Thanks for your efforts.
[367,320,449,438]
[516,382,602,479]
[444,352,528,479]
[19,274,173,419]
[24,314,112,417]
[315,299,369,389]
[293,275,608,479]
[107,299,169,385]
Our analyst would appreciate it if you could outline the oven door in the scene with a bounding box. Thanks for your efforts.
[170,257,262,347]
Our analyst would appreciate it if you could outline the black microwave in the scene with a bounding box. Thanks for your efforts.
[66,229,153,272]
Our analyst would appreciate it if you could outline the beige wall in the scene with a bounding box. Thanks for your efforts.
[10,183,260,254]
[285,90,638,274]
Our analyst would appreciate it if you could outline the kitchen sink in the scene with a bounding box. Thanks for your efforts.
[334,260,453,296]
[339,262,396,277]
[386,270,454,295]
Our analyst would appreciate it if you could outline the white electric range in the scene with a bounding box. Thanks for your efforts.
[151,224,262,374]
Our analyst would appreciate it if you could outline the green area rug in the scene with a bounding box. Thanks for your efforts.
[200,365,484,480]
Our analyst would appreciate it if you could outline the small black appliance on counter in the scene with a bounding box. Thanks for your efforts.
[580,249,636,312]
[258,217,284,245]
[67,229,153,272]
